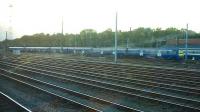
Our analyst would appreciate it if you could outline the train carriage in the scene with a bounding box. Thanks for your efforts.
[9,47,200,60]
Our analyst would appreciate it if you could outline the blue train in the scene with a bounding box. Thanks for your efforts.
[9,47,200,60]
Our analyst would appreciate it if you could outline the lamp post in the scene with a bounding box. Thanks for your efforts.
[127,27,131,49]
[61,16,64,35]
[114,12,118,63]
[185,24,188,61]
[85,31,87,47]
[5,31,8,56]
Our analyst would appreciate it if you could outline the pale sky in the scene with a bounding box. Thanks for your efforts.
[0,0,200,40]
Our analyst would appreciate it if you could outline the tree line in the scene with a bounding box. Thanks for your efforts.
[2,27,200,48]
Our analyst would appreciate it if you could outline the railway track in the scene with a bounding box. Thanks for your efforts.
[0,74,97,112]
[3,56,200,91]
[7,55,200,88]
[0,62,195,112]
[2,59,200,96]
[23,53,200,69]
[10,53,200,74]
[27,58,200,84]
[3,55,198,95]
[4,55,200,94]
[0,54,200,112]
[0,70,137,112]
[0,91,31,112]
